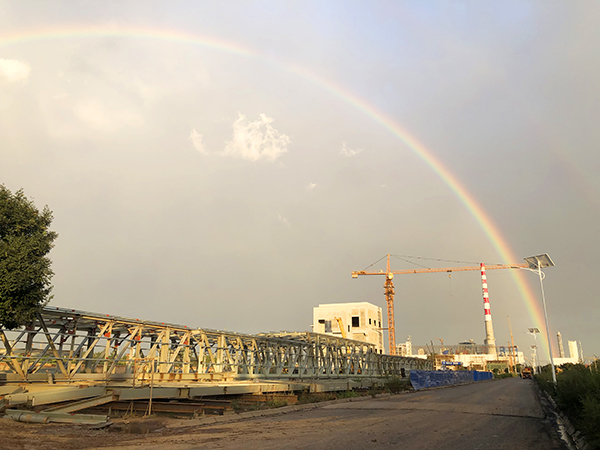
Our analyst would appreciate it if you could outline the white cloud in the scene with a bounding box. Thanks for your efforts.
[340,142,362,157]
[223,113,290,162]
[0,58,30,83]
[307,182,317,190]
[189,128,207,154]
[278,213,290,228]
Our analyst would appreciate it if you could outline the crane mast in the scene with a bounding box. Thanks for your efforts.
[352,254,528,356]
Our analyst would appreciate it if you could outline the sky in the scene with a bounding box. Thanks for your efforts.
[1,1,599,364]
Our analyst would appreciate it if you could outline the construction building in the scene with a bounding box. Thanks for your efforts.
[553,335,581,366]
[394,263,528,371]
[312,302,385,353]
[398,339,524,371]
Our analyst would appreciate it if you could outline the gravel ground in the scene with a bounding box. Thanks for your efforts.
[0,378,566,450]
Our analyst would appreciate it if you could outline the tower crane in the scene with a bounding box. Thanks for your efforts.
[352,254,528,355]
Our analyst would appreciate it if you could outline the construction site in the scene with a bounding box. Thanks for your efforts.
[348,254,530,371]
[0,253,548,427]
[0,305,431,425]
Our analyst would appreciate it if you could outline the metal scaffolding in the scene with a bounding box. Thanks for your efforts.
[0,306,432,385]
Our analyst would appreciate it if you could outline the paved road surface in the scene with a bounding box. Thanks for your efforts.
[94,377,565,450]
[0,377,566,449]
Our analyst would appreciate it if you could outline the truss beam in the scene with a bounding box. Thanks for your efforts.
[0,306,432,384]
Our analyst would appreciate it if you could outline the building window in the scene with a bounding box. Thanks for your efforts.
[369,318,372,325]
[352,316,360,328]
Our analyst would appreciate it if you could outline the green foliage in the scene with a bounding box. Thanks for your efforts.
[231,398,289,412]
[264,399,288,409]
[297,392,335,404]
[535,362,600,447]
[535,364,557,395]
[0,185,57,329]
[335,390,360,399]
[384,377,412,393]
[494,372,515,379]
[367,386,384,397]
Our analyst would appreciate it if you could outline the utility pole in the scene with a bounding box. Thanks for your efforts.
[508,316,516,373]
[430,340,437,369]
[531,345,537,374]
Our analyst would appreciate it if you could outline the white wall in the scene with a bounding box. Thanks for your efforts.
[568,340,579,361]
[313,302,385,353]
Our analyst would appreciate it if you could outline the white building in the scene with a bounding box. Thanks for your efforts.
[312,302,384,353]
[554,340,581,366]
[397,337,526,370]
[397,336,412,357]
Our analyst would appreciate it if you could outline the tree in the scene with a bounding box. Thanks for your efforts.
[0,185,57,329]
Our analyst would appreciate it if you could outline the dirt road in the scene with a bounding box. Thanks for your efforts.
[0,378,565,450]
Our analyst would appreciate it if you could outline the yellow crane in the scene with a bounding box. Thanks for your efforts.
[352,254,528,355]
[334,317,347,339]
[437,338,444,354]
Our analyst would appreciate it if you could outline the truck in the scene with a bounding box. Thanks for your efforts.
[521,367,533,379]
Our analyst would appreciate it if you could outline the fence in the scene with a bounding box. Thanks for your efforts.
[409,370,493,390]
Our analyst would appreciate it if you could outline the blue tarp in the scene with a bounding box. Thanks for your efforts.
[473,370,493,382]
[410,370,493,390]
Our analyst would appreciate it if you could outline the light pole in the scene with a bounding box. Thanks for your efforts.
[524,254,556,384]
[528,327,540,374]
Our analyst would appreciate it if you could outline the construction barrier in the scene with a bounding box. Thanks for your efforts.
[473,370,494,382]
[409,370,493,390]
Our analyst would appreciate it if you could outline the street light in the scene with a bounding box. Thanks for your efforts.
[531,345,538,374]
[528,327,540,374]
[524,254,556,384]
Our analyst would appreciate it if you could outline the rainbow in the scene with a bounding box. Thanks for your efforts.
[0,24,552,357]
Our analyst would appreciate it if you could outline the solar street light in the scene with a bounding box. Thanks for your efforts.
[524,254,556,384]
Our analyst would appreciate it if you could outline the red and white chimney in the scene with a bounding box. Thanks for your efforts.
[481,263,497,356]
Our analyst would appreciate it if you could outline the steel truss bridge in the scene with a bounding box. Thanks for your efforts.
[0,306,431,414]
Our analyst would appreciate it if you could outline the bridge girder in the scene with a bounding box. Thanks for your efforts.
[0,306,432,384]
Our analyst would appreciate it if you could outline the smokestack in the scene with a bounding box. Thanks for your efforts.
[568,340,579,361]
[557,332,565,358]
[481,263,496,356]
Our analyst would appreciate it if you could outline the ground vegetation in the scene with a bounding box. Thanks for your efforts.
[536,362,600,448]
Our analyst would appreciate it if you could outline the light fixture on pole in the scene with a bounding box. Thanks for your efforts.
[528,327,540,374]
[524,254,556,384]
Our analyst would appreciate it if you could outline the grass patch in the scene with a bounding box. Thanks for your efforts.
[384,377,412,393]
[263,399,288,409]
[367,386,384,397]
[494,372,516,379]
[297,392,336,404]
[335,390,360,399]
[230,398,288,412]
